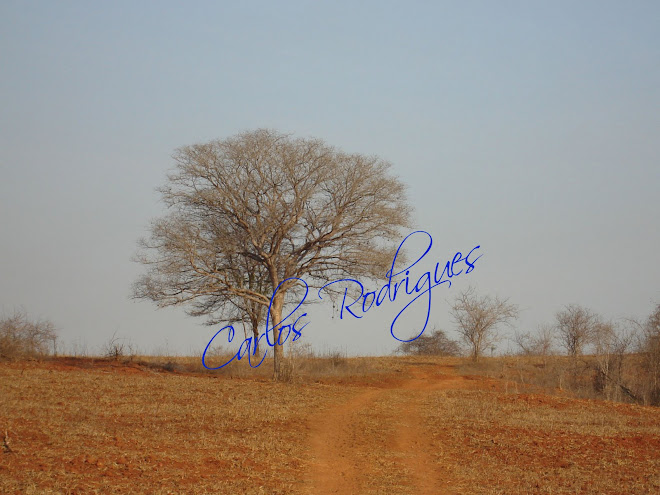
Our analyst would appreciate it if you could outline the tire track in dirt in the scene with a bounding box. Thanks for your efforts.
[307,387,384,494]
[307,365,466,494]
[394,367,455,495]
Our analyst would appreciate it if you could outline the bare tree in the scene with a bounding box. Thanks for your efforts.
[450,287,519,360]
[0,310,58,360]
[395,328,460,356]
[637,302,660,405]
[513,324,555,364]
[134,129,412,379]
[555,304,598,357]
[591,320,637,402]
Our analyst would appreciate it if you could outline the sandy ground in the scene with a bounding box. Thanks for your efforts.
[1,357,659,494]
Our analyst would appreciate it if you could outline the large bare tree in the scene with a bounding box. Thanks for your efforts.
[450,287,519,360]
[134,129,412,379]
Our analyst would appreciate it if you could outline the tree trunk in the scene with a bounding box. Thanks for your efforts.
[269,292,284,380]
[472,335,481,361]
[252,325,260,357]
[249,308,261,358]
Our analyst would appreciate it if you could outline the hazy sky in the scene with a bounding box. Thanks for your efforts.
[1,1,658,358]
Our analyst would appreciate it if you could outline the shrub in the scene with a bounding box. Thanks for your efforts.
[395,329,460,356]
[102,332,126,360]
[639,303,660,405]
[0,310,57,360]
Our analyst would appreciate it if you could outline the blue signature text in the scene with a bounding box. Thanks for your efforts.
[202,231,481,369]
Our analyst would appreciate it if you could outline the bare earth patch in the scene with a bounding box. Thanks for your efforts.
[1,356,659,494]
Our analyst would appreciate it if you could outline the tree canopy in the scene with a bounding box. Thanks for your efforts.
[134,129,413,378]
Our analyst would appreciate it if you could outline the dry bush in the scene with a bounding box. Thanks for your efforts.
[100,332,141,362]
[323,349,347,368]
[279,344,377,382]
[450,287,519,360]
[555,304,598,357]
[0,310,57,360]
[513,324,554,363]
[135,343,356,382]
[102,332,126,361]
[395,328,460,356]
[636,303,660,405]
[589,321,638,402]
[493,303,660,407]
[195,341,274,379]
[165,342,383,382]
[460,352,657,407]
[459,355,569,395]
[125,347,435,385]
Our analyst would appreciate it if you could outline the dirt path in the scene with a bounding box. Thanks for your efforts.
[307,364,466,494]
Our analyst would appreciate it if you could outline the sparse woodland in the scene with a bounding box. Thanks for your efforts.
[4,299,660,407]
[483,302,660,407]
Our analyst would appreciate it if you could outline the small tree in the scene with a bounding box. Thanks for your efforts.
[450,288,519,360]
[591,321,637,402]
[513,324,554,364]
[396,328,460,356]
[555,304,598,357]
[0,310,58,360]
[638,302,660,405]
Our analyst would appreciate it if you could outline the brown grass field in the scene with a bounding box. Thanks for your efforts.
[1,355,659,494]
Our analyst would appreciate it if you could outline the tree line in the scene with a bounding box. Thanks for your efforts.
[403,289,660,406]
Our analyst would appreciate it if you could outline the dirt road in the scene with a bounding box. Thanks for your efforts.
[307,364,467,495]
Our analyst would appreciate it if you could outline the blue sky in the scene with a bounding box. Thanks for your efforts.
[1,1,658,356]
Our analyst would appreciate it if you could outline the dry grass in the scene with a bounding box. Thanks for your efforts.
[422,386,660,494]
[1,355,659,494]
[0,358,357,494]
[107,350,395,383]
[457,354,653,404]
